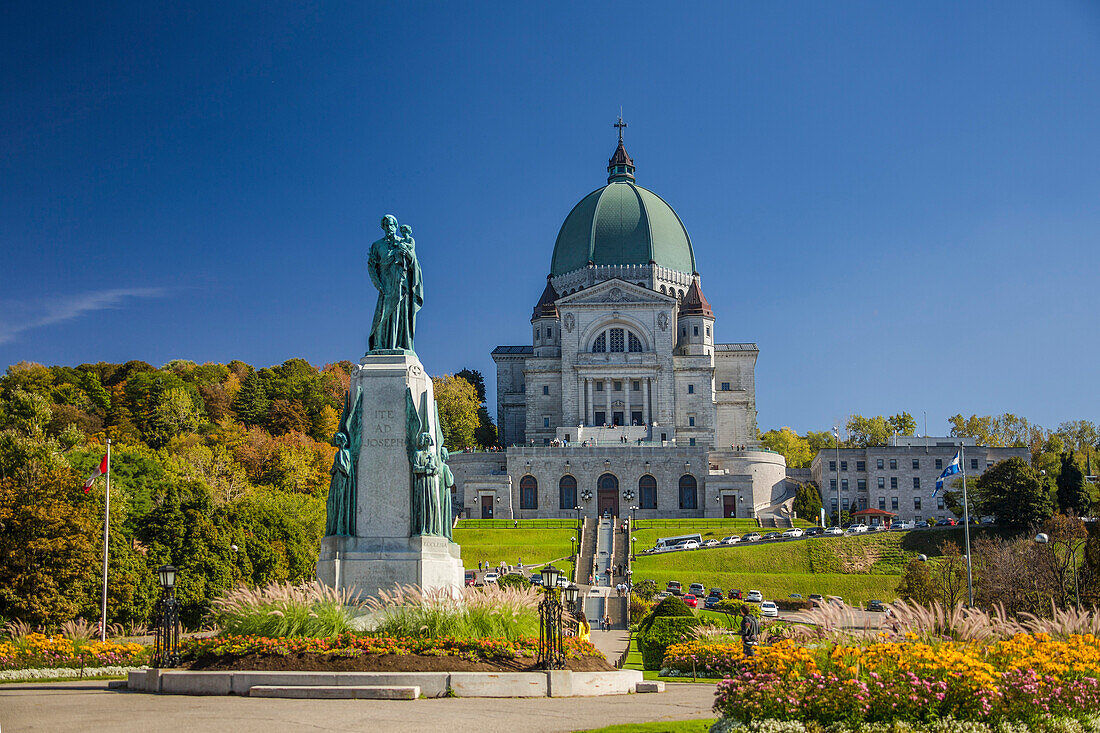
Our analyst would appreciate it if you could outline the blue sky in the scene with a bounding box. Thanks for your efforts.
[2,1,1098,435]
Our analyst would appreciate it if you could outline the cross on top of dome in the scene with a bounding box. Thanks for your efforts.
[607,116,635,183]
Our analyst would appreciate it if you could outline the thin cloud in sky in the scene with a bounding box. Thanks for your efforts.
[0,287,168,345]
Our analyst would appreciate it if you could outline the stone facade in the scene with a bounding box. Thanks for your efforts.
[458,138,785,521]
[809,437,1030,524]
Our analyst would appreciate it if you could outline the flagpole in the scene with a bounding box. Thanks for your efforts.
[100,438,111,642]
[961,442,974,608]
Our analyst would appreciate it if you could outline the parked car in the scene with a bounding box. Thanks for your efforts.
[464,570,476,587]
[688,582,705,595]
[529,573,543,586]
[760,600,779,617]
[789,593,803,599]
[805,527,825,537]
[666,581,682,595]
[682,594,699,608]
[824,526,843,536]
[936,518,957,527]
[680,540,700,550]
[848,524,869,533]
[708,587,724,598]
[915,521,929,529]
[483,572,499,584]
[555,576,570,588]
[808,593,824,606]
[746,589,763,603]
[703,595,722,610]
[763,531,781,541]
[826,595,844,606]
[890,521,907,530]
[702,539,719,548]
[867,600,886,612]
[654,591,671,602]
[781,527,804,538]
[720,535,741,545]
[727,588,743,600]
[873,524,890,532]
[742,532,762,542]
[980,516,996,525]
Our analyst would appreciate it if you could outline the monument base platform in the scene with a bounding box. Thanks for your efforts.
[316,534,464,598]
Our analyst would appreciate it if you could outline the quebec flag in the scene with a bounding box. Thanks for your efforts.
[934,451,962,496]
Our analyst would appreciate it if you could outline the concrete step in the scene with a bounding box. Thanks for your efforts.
[248,684,420,700]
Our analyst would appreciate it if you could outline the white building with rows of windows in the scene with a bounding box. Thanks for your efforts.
[447,133,795,523]
[809,436,1029,524]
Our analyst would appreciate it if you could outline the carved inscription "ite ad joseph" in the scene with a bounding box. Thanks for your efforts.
[363,409,406,449]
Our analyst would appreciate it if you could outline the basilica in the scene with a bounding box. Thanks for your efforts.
[449,130,792,522]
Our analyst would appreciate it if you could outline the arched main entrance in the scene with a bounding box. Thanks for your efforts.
[597,473,619,517]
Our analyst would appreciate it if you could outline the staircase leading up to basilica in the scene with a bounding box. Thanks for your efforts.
[576,517,597,585]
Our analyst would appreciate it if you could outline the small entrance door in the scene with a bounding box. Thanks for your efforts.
[481,502,493,519]
[612,411,624,426]
[598,490,618,518]
[723,495,737,518]
[594,411,606,426]
[631,411,643,426]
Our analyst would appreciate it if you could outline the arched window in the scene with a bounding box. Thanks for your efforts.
[598,473,619,492]
[520,475,538,510]
[609,328,625,352]
[559,475,577,509]
[660,285,667,294]
[678,289,685,300]
[639,474,657,509]
[590,327,646,353]
[678,474,697,510]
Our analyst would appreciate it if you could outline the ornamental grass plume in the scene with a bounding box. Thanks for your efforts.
[208,581,364,638]
[1019,602,1100,638]
[59,619,97,644]
[362,583,541,641]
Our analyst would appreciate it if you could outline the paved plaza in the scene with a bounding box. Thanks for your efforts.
[0,679,716,733]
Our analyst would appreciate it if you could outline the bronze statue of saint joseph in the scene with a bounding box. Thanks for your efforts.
[368,215,423,353]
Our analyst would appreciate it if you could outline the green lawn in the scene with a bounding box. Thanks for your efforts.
[454,524,576,578]
[630,533,919,604]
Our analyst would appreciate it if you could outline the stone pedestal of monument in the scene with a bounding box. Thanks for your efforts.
[316,353,464,597]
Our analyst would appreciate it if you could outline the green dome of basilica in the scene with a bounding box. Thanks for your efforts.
[550,140,696,277]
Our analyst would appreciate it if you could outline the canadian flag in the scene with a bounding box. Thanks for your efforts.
[83,454,108,493]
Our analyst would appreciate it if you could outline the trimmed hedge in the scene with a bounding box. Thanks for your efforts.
[638,595,695,635]
[638,615,699,670]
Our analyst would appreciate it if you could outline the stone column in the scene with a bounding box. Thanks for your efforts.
[604,378,612,424]
[586,378,594,426]
[642,377,650,425]
[624,378,631,425]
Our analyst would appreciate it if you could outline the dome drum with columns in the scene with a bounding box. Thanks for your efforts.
[448,124,793,526]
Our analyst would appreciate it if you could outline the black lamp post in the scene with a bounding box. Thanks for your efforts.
[631,535,637,561]
[152,564,180,668]
[563,582,580,619]
[574,505,582,536]
[537,564,565,670]
[570,535,577,559]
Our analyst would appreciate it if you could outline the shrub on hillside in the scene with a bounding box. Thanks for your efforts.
[638,615,699,670]
[632,579,658,600]
[774,598,813,612]
[629,593,654,621]
[714,599,761,618]
[495,573,529,590]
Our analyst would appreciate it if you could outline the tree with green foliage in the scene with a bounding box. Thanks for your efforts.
[760,427,813,467]
[433,375,480,451]
[232,371,269,426]
[474,405,498,448]
[1056,452,1090,516]
[455,368,486,404]
[792,482,823,523]
[632,578,658,600]
[896,558,935,606]
[974,457,1053,527]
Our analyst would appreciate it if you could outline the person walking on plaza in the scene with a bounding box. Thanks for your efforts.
[738,605,759,658]
[603,613,611,630]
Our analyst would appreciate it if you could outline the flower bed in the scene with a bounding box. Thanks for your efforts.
[664,638,744,678]
[181,633,607,671]
[710,716,1100,733]
[0,633,149,670]
[710,634,1100,726]
[0,665,144,682]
